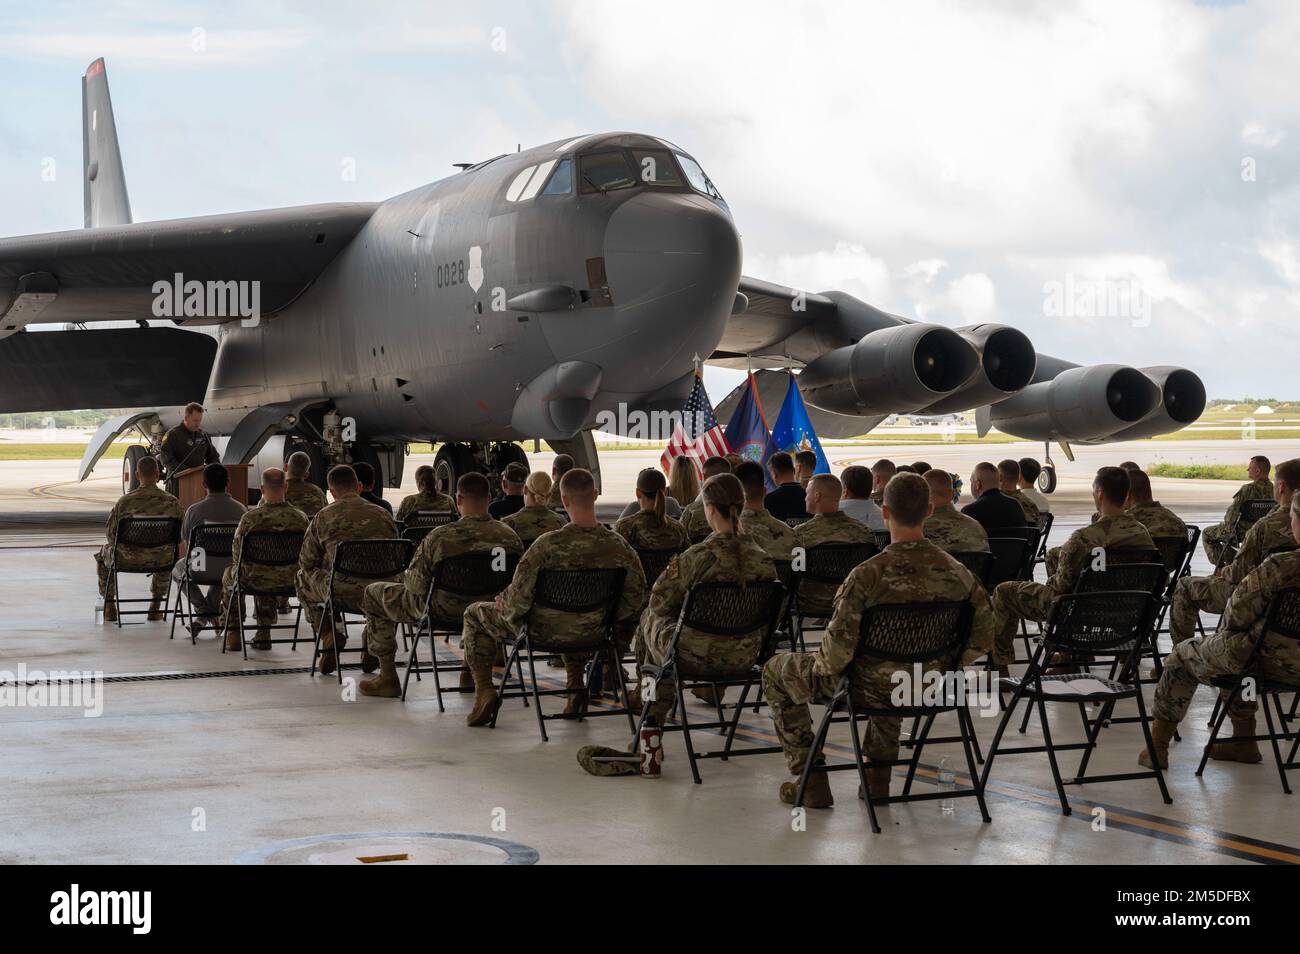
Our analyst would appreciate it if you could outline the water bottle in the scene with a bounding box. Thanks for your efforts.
[639,715,663,778]
[94,598,104,625]
[938,756,955,814]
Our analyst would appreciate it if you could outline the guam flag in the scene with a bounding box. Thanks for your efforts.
[761,372,830,489]
[723,371,770,464]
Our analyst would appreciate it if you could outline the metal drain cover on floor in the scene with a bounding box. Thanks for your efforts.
[237,831,539,865]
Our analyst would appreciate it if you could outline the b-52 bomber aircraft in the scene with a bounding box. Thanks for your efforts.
[0,59,1204,498]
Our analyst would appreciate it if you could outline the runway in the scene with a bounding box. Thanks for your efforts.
[0,438,1296,865]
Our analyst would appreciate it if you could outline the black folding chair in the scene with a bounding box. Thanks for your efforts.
[999,525,1042,581]
[107,515,181,627]
[792,601,987,834]
[635,545,685,590]
[950,550,996,591]
[1214,500,1278,572]
[631,580,787,783]
[490,567,632,740]
[986,536,1032,589]
[980,590,1170,815]
[401,550,521,709]
[310,538,413,682]
[398,510,458,546]
[170,522,238,643]
[1196,587,1300,793]
[872,529,891,551]
[222,529,307,657]
[1031,512,1055,572]
[784,516,812,530]
[1150,531,1196,639]
[790,542,878,651]
[1068,558,1169,693]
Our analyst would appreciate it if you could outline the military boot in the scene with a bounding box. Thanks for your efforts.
[863,765,891,800]
[103,601,118,623]
[317,619,340,676]
[251,627,272,651]
[562,660,589,716]
[1209,717,1263,763]
[360,654,401,698]
[466,663,500,727]
[147,598,166,621]
[458,665,474,690]
[276,596,292,615]
[1138,718,1177,769]
[779,762,834,809]
[224,625,242,653]
[360,650,379,674]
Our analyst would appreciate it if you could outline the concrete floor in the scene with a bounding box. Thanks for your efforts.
[1,439,1298,864]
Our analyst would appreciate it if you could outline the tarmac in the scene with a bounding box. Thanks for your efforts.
[1,438,1297,865]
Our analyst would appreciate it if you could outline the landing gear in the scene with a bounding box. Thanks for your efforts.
[1039,442,1058,494]
[432,441,531,498]
[122,445,148,494]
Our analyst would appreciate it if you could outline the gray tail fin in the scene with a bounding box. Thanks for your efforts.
[81,58,132,228]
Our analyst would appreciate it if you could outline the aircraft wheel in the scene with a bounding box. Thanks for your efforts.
[122,445,148,494]
[433,443,477,497]
[1038,465,1057,495]
[494,441,529,474]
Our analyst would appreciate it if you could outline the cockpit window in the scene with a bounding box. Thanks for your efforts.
[675,153,723,201]
[541,158,573,195]
[579,151,637,194]
[630,149,683,187]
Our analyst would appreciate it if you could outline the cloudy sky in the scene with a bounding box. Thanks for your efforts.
[1,0,1296,401]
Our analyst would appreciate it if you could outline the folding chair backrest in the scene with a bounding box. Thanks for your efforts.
[853,600,973,666]
[801,542,878,584]
[189,522,237,560]
[987,536,1030,588]
[1150,535,1191,579]
[117,515,182,548]
[950,550,995,590]
[1042,590,1156,658]
[242,529,306,567]
[784,516,811,530]
[532,567,625,616]
[405,510,459,529]
[680,580,786,637]
[999,525,1041,578]
[1238,499,1277,537]
[432,551,520,599]
[1075,562,1167,597]
[401,525,434,546]
[1035,511,1055,547]
[636,546,683,588]
[772,559,796,593]
[1261,588,1300,650]
[332,538,413,579]
[872,529,891,551]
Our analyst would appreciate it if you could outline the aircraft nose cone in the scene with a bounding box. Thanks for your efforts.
[600,191,741,388]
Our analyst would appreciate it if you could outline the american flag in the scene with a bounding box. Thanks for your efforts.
[661,372,730,473]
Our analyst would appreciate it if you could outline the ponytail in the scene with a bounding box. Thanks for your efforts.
[636,467,669,528]
[701,473,749,589]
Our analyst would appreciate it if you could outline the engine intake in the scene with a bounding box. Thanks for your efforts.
[798,323,978,416]
[916,324,1037,414]
[1106,367,1206,441]
[989,364,1159,442]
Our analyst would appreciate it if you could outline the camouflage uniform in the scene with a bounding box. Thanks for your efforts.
[461,523,646,667]
[680,496,712,544]
[1127,501,1187,540]
[637,534,778,719]
[793,511,877,615]
[295,495,398,639]
[95,485,184,603]
[991,514,1154,666]
[1203,478,1275,564]
[1155,549,1300,724]
[924,503,990,554]
[762,540,995,771]
[222,501,309,631]
[614,511,691,552]
[740,507,797,561]
[502,504,566,548]
[396,488,457,524]
[360,514,522,657]
[1169,507,1293,645]
[1007,489,1040,526]
[284,478,328,519]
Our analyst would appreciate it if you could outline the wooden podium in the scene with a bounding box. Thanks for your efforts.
[173,464,253,510]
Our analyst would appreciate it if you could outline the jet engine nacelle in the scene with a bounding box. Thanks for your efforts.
[797,322,978,416]
[914,323,1037,414]
[988,364,1160,442]
[1104,366,1206,441]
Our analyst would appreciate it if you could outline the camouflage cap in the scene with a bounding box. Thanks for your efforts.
[576,745,640,777]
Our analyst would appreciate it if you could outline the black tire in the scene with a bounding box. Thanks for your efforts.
[1038,465,1057,495]
[122,445,148,494]
[433,442,478,497]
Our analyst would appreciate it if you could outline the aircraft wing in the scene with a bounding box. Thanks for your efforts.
[708,276,840,368]
[0,202,377,337]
